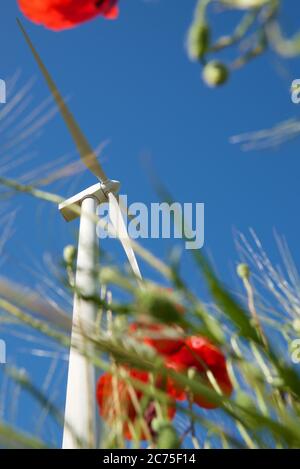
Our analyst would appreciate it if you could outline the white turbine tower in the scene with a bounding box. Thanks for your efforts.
[18,21,142,449]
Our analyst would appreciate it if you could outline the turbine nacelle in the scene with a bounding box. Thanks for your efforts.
[59,179,120,222]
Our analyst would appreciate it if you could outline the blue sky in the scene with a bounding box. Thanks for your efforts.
[1,0,300,447]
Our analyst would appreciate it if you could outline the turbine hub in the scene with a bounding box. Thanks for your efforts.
[100,179,121,197]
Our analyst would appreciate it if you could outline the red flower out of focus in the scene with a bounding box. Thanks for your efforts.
[97,322,233,439]
[97,368,175,440]
[166,336,233,409]
[18,0,119,31]
[129,322,184,356]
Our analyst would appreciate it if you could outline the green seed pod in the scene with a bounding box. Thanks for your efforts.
[113,316,127,331]
[151,417,166,434]
[156,423,181,449]
[63,245,77,265]
[202,61,229,87]
[293,319,300,333]
[188,22,210,61]
[235,391,255,411]
[136,289,183,324]
[220,0,269,8]
[237,263,250,280]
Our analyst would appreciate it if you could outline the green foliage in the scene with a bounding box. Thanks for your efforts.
[1,11,300,449]
[188,0,300,87]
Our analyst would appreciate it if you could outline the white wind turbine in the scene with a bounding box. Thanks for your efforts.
[18,20,142,449]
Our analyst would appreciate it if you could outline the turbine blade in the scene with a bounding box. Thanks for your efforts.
[108,192,143,282]
[17,19,107,182]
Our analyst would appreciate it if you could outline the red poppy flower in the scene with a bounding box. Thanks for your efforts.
[96,368,175,440]
[165,336,233,409]
[129,322,184,356]
[18,0,119,31]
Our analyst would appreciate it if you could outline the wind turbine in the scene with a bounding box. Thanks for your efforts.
[18,20,142,449]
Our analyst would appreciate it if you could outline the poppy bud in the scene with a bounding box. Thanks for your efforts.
[220,0,269,9]
[293,319,300,333]
[202,61,229,87]
[113,316,127,331]
[156,422,181,449]
[235,391,256,411]
[237,263,250,280]
[136,289,183,325]
[188,23,210,61]
[63,245,77,265]
[151,417,166,433]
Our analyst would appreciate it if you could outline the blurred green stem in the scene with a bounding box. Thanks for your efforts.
[209,10,259,53]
